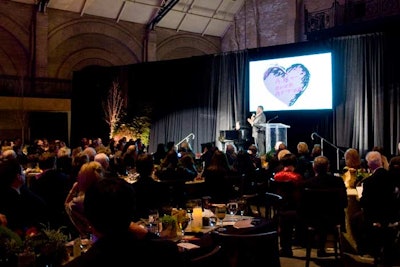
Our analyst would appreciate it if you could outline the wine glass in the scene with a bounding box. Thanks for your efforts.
[227,202,238,216]
[178,214,190,237]
[214,204,227,232]
[237,198,247,219]
[148,209,159,235]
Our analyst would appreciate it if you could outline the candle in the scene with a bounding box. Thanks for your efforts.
[191,207,203,232]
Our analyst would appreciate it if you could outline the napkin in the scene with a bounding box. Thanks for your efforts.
[177,242,200,250]
[233,219,255,229]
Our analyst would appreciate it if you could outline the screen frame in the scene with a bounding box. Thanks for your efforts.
[248,51,333,113]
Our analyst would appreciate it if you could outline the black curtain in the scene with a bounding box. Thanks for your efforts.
[332,32,400,157]
[72,33,400,158]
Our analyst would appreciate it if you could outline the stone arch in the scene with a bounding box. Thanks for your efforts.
[157,34,220,61]
[56,48,123,79]
[0,12,30,76]
[48,17,143,78]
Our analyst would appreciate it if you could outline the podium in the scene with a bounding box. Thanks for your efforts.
[260,123,290,153]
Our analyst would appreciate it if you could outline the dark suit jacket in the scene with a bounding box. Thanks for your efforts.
[300,173,348,229]
[360,167,397,225]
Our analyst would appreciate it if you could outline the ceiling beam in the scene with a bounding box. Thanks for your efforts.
[147,0,180,30]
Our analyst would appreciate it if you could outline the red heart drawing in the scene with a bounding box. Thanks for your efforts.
[263,64,310,106]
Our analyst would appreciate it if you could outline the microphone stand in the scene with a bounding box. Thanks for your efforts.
[311,132,345,171]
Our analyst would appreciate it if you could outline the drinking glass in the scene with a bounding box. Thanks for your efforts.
[148,209,159,235]
[214,204,227,232]
[238,198,247,218]
[178,214,190,236]
[227,202,238,216]
[186,199,200,215]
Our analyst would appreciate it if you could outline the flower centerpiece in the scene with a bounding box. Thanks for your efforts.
[159,215,178,239]
[24,225,69,267]
[342,166,370,188]
[159,208,189,239]
[0,224,69,267]
[0,225,23,264]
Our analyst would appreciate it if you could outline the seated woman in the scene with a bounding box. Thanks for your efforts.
[342,148,369,189]
[65,161,148,240]
[272,153,304,257]
[65,161,105,238]
[64,177,184,267]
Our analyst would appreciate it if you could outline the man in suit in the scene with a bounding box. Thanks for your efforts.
[300,155,348,257]
[359,151,397,261]
[247,105,266,155]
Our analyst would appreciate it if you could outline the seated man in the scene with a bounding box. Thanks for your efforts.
[300,155,348,257]
[64,177,184,267]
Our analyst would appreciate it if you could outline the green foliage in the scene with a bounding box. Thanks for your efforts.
[0,226,23,257]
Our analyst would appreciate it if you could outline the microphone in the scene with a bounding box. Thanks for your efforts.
[266,115,278,123]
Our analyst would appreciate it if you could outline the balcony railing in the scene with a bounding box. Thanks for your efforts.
[0,75,72,99]
[305,0,400,37]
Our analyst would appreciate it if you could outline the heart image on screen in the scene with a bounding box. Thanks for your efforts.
[263,63,310,106]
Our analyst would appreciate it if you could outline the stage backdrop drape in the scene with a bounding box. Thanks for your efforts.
[72,32,400,158]
[332,32,400,157]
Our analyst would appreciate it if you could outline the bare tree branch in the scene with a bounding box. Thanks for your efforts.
[103,81,124,138]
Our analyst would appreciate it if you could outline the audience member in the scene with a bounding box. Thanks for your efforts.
[300,155,348,257]
[201,149,235,203]
[30,152,73,229]
[357,151,397,259]
[372,146,389,170]
[274,153,302,183]
[177,153,198,181]
[342,148,368,188]
[310,144,322,159]
[273,153,304,257]
[64,177,184,267]
[12,137,28,167]
[0,158,49,232]
[70,150,89,183]
[132,153,170,221]
[233,150,258,194]
[122,144,137,172]
[154,149,180,181]
[177,140,195,159]
[57,145,73,175]
[295,142,314,179]
[247,144,262,169]
[64,161,105,238]
[94,152,117,179]
[82,146,97,162]
[1,149,17,160]
[225,143,237,167]
[152,143,166,165]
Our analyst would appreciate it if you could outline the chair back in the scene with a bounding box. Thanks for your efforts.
[300,187,347,229]
[269,178,301,211]
[301,187,347,267]
[245,192,283,226]
[216,230,281,267]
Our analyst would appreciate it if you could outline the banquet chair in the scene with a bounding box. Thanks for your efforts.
[215,230,281,267]
[370,222,400,266]
[244,192,283,228]
[300,187,347,267]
